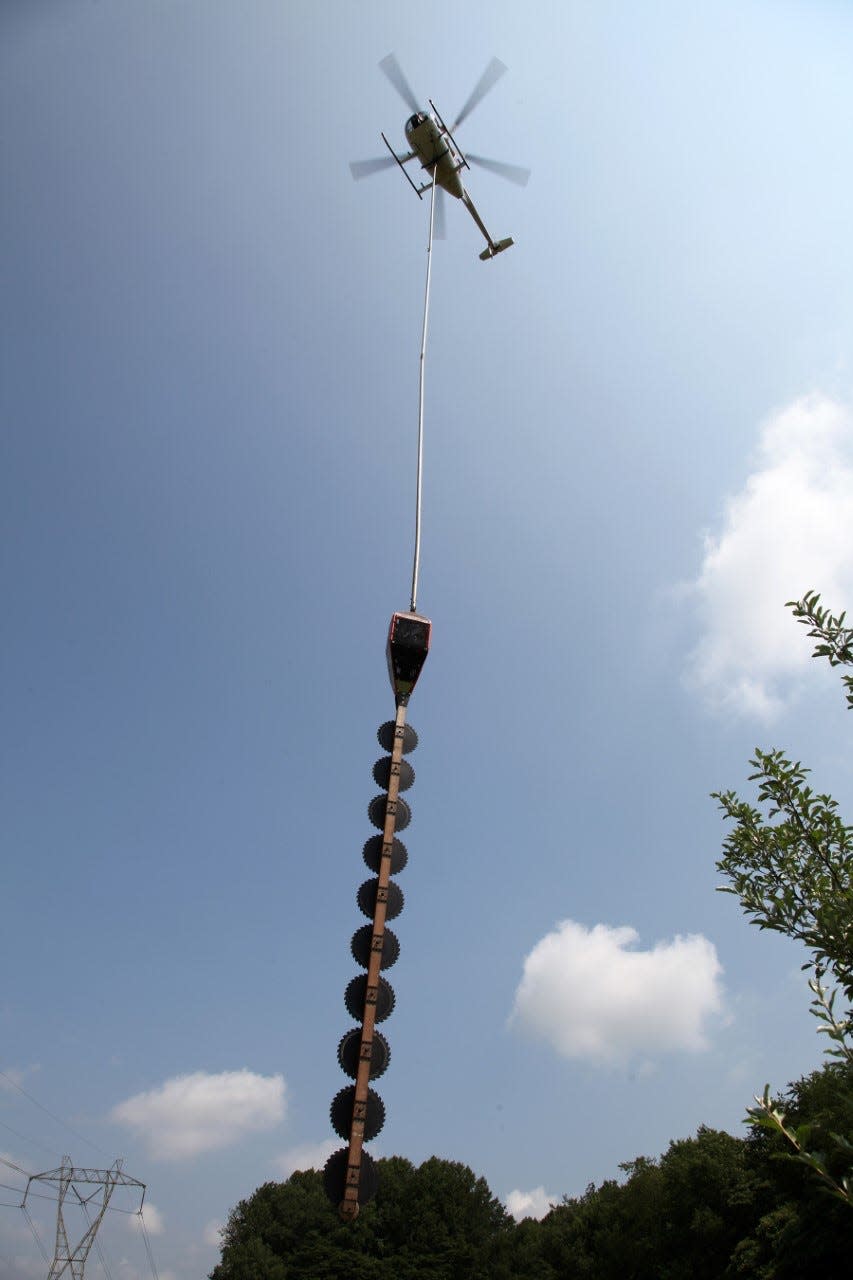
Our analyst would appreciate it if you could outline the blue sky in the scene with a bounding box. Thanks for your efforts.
[4,1,853,1275]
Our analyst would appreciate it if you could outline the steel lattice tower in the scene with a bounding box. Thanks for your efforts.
[24,1156,146,1279]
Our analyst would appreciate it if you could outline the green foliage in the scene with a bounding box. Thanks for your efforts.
[211,1157,512,1280]
[713,748,853,1037]
[210,1088,853,1279]
[713,592,853,1206]
[789,589,853,710]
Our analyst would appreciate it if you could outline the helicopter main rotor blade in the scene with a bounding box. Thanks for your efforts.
[349,155,398,181]
[451,57,507,131]
[379,53,420,114]
[466,153,531,187]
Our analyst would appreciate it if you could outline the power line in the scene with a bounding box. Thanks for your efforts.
[0,1115,62,1160]
[0,1153,32,1177]
[139,1213,160,1280]
[0,1069,108,1158]
[21,1204,49,1267]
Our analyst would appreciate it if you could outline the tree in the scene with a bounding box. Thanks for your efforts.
[713,591,853,1204]
[210,1157,513,1280]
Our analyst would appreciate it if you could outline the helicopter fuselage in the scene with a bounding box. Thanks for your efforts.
[404,113,465,199]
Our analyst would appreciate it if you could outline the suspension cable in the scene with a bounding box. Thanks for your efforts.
[409,174,437,614]
[0,1068,108,1158]
[140,1213,160,1280]
[22,1204,50,1266]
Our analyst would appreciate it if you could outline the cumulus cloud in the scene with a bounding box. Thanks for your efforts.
[273,1139,338,1179]
[683,394,853,719]
[506,1186,556,1221]
[111,1070,286,1160]
[510,920,724,1065]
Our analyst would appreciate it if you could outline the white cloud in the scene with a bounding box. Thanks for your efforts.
[128,1201,164,1235]
[203,1218,224,1248]
[273,1139,337,1179]
[683,394,853,719]
[505,1186,556,1221]
[111,1070,286,1161]
[510,920,724,1065]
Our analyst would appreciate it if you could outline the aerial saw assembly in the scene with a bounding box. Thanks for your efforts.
[323,614,431,1219]
[326,55,525,1220]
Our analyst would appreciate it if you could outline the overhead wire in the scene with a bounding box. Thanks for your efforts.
[0,1153,33,1178]
[139,1212,160,1280]
[0,1115,62,1160]
[22,1204,50,1267]
[0,1068,109,1158]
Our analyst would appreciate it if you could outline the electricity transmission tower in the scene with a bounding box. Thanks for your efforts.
[24,1156,146,1279]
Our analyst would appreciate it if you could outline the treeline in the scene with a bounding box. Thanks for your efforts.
[211,1061,853,1280]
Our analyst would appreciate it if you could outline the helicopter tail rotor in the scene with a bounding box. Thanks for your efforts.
[479,236,514,261]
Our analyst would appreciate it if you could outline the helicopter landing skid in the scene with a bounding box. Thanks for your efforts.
[479,236,514,261]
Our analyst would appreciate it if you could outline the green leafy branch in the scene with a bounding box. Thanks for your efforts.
[788,589,853,710]
[747,1085,853,1206]
[714,592,853,1207]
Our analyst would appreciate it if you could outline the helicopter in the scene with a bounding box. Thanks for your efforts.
[350,54,530,261]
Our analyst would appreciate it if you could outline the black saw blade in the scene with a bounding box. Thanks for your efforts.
[345,974,396,1023]
[330,1085,386,1142]
[377,721,418,754]
[372,756,415,792]
[362,835,408,875]
[351,924,400,970]
[357,877,404,921]
[323,1145,378,1207]
[368,794,411,831]
[337,1028,391,1080]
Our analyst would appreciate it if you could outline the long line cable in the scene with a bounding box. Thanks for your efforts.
[140,1213,160,1280]
[0,1068,108,1158]
[22,1204,50,1267]
[409,174,437,614]
[0,1153,33,1178]
[0,1117,61,1160]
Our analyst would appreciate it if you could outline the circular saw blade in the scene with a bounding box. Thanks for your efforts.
[345,974,396,1023]
[357,877,404,921]
[323,1145,378,1208]
[372,756,415,792]
[330,1085,386,1142]
[363,835,408,875]
[351,924,400,970]
[378,721,418,754]
[368,794,411,831]
[337,1028,391,1080]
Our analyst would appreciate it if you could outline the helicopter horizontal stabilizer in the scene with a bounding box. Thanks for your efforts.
[479,236,514,261]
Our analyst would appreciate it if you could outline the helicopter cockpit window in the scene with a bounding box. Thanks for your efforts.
[406,113,422,131]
